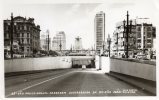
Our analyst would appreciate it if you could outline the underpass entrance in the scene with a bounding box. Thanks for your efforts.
[72,57,95,68]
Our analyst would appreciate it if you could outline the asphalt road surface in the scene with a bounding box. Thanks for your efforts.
[5,68,150,97]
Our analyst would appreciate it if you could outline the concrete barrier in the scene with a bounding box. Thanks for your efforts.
[110,58,156,81]
[95,56,110,72]
[5,57,72,73]
[95,56,156,81]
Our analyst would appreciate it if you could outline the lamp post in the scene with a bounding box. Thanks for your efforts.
[116,32,118,57]
[10,13,14,59]
[46,30,49,56]
[107,34,111,57]
[59,36,62,52]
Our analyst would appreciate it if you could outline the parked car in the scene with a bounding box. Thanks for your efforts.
[136,54,149,60]
[13,54,25,58]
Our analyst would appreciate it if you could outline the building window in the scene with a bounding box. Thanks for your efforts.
[147,44,151,48]
[22,26,24,30]
[22,39,24,44]
[147,27,151,31]
[137,33,141,38]
[27,26,29,31]
[27,47,30,52]
[147,32,151,38]
[7,22,10,26]
[22,33,24,37]
[5,26,8,30]
[27,39,30,44]
[30,39,32,44]
[137,27,141,31]
[147,39,151,43]
[137,39,141,43]
[6,34,10,38]
[21,47,24,51]
[24,26,27,30]
[17,33,20,37]
[20,26,22,30]
[137,44,141,48]
[27,33,29,37]
[18,26,20,30]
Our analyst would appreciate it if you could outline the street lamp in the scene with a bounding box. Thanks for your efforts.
[102,41,105,54]
[107,34,111,57]
[126,11,129,58]
[123,19,126,57]
[46,30,49,56]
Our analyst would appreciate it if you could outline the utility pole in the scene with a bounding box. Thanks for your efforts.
[126,11,129,58]
[123,20,126,57]
[130,20,132,56]
[10,13,14,59]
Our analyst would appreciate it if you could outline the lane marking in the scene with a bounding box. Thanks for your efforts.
[6,71,74,97]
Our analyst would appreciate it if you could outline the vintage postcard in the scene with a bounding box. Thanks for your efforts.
[1,0,158,100]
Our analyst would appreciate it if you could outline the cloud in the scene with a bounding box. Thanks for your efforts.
[109,2,135,8]
[65,4,81,17]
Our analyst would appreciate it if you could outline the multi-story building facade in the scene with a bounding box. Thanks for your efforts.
[112,19,156,58]
[4,15,41,57]
[94,11,105,54]
[112,20,136,57]
[52,31,66,51]
[74,36,82,51]
[136,23,156,53]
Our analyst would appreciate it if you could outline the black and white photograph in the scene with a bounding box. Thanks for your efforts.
[0,0,158,99]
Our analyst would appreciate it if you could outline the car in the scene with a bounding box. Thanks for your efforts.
[136,54,149,60]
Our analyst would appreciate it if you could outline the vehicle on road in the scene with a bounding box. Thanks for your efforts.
[136,54,149,60]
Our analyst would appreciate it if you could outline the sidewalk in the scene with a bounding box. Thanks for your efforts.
[107,71,156,95]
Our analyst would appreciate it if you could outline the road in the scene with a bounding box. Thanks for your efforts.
[5,68,150,97]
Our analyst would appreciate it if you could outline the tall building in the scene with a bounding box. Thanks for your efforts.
[52,31,66,51]
[112,18,156,57]
[74,36,82,51]
[94,11,105,54]
[4,15,41,57]
[40,33,51,51]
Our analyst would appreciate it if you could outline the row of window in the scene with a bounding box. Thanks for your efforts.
[137,32,152,38]
[136,27,152,31]
[4,24,40,34]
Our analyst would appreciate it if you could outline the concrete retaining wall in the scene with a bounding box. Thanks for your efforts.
[5,57,72,73]
[110,58,156,81]
[95,56,156,81]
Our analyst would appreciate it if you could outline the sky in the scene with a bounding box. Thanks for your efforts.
[1,0,159,50]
